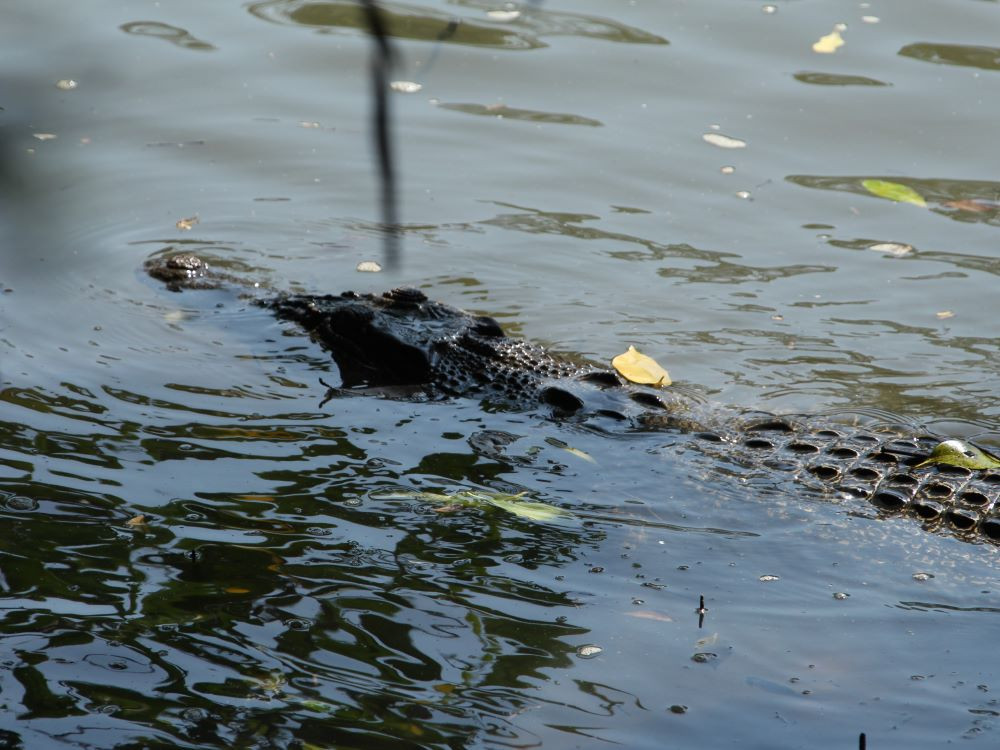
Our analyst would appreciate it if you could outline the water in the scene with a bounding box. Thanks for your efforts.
[2,1,1000,747]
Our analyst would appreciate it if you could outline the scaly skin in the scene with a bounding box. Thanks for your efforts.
[147,253,1000,542]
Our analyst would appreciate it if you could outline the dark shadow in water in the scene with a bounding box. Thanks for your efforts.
[793,71,890,87]
[899,42,1000,72]
[436,101,603,127]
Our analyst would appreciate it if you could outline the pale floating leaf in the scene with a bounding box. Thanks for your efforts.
[576,644,603,659]
[935,310,954,319]
[625,610,674,623]
[544,437,596,463]
[126,514,147,527]
[55,79,78,91]
[812,29,844,54]
[33,133,57,141]
[612,345,671,387]
[861,179,927,207]
[759,574,780,582]
[298,121,321,129]
[175,215,199,231]
[482,494,573,521]
[486,10,521,21]
[868,242,912,257]
[356,260,382,273]
[390,80,423,93]
[702,132,746,149]
[914,440,1000,470]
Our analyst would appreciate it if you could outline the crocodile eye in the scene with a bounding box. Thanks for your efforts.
[383,287,427,303]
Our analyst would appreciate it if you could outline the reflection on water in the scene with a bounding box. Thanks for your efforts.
[119,21,218,52]
[248,0,667,49]
[5,364,1000,746]
[1,379,625,747]
[6,0,1000,746]
[787,174,1000,228]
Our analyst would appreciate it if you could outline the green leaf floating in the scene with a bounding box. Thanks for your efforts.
[861,179,927,207]
[373,489,574,522]
[914,440,1000,470]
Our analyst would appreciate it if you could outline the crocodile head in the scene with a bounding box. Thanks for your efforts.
[266,287,507,390]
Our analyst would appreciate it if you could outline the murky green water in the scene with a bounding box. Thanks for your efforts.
[3,1,1000,748]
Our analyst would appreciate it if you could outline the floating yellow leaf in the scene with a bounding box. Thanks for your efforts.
[612,345,671,387]
[812,29,844,54]
[914,440,1000,470]
[176,215,199,230]
[862,179,927,207]
[125,514,147,527]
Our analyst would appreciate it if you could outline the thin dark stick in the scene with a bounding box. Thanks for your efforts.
[358,0,400,269]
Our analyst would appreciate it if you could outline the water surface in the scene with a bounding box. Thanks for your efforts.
[2,1,1000,748]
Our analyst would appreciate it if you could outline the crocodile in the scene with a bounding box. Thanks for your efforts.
[146,252,1000,542]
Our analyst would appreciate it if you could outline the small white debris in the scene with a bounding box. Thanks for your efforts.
[861,15,879,23]
[736,190,752,200]
[868,242,912,257]
[356,260,382,273]
[720,165,736,175]
[702,133,747,149]
[912,572,934,582]
[390,81,422,94]
[762,4,777,13]
[33,133,57,141]
[487,10,521,22]
[759,574,780,582]
[55,79,78,91]
[576,644,603,659]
